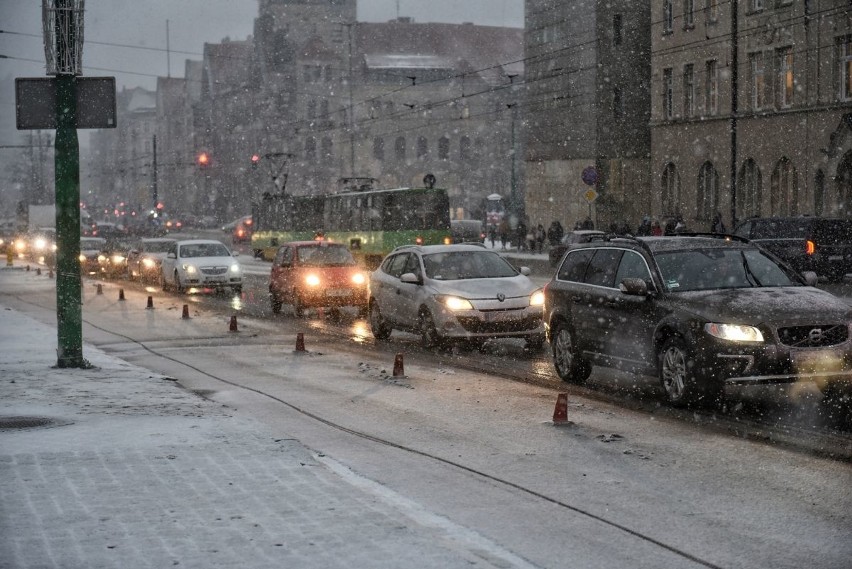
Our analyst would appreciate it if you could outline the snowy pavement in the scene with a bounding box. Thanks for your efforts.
[0,266,535,569]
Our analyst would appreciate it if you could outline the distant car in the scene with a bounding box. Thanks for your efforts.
[160,239,242,294]
[27,228,57,266]
[368,244,545,349]
[97,238,134,279]
[79,237,106,275]
[733,216,852,282]
[268,241,369,317]
[544,234,852,407]
[126,238,177,282]
[223,215,253,244]
[548,230,606,267]
[451,220,485,243]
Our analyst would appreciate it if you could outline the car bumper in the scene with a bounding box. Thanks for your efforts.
[435,306,544,340]
[183,274,243,288]
[298,288,368,308]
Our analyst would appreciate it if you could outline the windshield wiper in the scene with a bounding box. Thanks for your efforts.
[740,251,762,287]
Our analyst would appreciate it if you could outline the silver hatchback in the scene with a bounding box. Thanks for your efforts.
[368,244,545,349]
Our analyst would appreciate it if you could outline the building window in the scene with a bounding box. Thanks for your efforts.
[373,137,384,161]
[683,64,695,117]
[705,59,718,115]
[307,100,317,119]
[663,68,673,120]
[838,35,852,101]
[705,0,718,24]
[661,163,681,216]
[613,87,623,118]
[738,159,762,219]
[459,136,472,161]
[417,136,428,158]
[321,137,333,160]
[770,157,798,216]
[663,1,673,33]
[395,136,406,161]
[697,162,719,221]
[320,99,330,119]
[613,14,622,46]
[776,47,794,108]
[305,137,316,162]
[683,0,694,29]
[749,52,767,111]
[438,136,450,160]
[751,0,764,11]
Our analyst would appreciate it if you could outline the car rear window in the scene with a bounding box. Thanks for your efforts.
[296,245,356,266]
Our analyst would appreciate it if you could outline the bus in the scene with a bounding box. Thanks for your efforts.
[252,183,452,268]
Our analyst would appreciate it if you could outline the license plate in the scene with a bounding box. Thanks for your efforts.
[326,289,351,297]
[483,311,513,322]
[790,349,842,373]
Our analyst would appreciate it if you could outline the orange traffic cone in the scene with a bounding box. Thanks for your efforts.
[181,304,190,319]
[118,288,125,301]
[393,353,405,377]
[96,283,103,295]
[295,332,305,352]
[146,295,154,309]
[229,315,239,332]
[552,393,569,425]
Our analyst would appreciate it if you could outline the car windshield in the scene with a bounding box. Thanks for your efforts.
[296,245,356,266]
[80,238,106,250]
[655,248,802,292]
[144,241,174,253]
[179,243,230,258]
[423,251,517,280]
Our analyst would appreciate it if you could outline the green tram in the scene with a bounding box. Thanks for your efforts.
[251,185,452,268]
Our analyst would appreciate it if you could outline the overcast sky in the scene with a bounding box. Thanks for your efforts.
[0,0,523,145]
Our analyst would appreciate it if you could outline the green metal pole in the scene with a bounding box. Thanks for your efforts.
[55,73,85,368]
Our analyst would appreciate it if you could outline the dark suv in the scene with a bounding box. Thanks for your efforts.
[543,234,852,407]
[733,217,852,282]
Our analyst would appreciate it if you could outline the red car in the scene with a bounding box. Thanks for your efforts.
[268,241,369,317]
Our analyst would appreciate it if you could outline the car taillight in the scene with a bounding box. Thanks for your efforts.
[806,240,815,255]
[416,236,424,245]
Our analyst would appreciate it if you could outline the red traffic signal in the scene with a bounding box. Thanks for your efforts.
[251,154,260,168]
[197,151,210,167]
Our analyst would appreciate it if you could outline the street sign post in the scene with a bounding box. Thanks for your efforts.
[16,77,116,130]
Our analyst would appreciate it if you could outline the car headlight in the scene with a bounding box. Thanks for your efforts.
[704,323,764,343]
[142,258,156,269]
[230,263,241,274]
[34,238,47,251]
[305,274,321,286]
[529,289,545,306]
[441,295,474,311]
[78,254,86,262]
[182,264,197,274]
[352,272,366,285]
[98,254,107,263]
[112,255,125,264]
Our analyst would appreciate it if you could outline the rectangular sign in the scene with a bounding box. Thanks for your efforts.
[15,77,117,130]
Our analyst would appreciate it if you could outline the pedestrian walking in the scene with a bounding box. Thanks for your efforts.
[535,224,546,253]
[498,218,511,250]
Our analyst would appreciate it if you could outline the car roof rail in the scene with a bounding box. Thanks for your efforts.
[674,231,752,244]
[390,244,421,253]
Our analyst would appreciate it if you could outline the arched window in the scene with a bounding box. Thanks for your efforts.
[661,163,680,216]
[438,136,450,160]
[373,137,385,161]
[696,162,719,221]
[305,137,316,162]
[737,158,762,219]
[395,137,406,161]
[770,157,798,216]
[459,136,472,161]
[417,137,428,158]
[321,137,332,160]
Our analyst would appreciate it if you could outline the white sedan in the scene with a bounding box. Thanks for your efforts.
[160,239,242,294]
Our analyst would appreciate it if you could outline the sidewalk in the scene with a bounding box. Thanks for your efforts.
[0,269,532,569]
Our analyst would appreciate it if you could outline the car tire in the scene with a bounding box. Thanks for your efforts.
[369,300,392,340]
[173,271,185,294]
[292,290,304,318]
[658,336,722,408]
[551,321,591,383]
[419,309,443,349]
[270,292,282,314]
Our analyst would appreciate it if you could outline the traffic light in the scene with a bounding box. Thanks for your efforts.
[197,151,210,167]
[251,154,260,168]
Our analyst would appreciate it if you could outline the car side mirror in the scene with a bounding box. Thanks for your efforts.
[801,271,818,287]
[619,277,649,296]
[400,272,421,285]
[232,252,239,257]
[519,266,531,276]
[167,252,176,259]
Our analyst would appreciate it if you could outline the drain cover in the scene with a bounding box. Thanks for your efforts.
[0,416,59,430]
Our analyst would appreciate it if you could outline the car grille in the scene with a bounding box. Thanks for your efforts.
[200,267,228,276]
[457,315,542,334]
[777,324,848,348]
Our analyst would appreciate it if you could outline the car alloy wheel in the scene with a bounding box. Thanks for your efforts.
[551,322,591,383]
[173,271,185,294]
[369,300,392,340]
[419,310,442,349]
[660,338,688,403]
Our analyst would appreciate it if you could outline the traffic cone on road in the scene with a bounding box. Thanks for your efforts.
[96,283,103,295]
[146,295,154,309]
[36,267,41,276]
[181,304,190,319]
[295,332,305,352]
[229,315,239,332]
[393,353,405,377]
[118,288,125,301]
[552,393,570,425]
